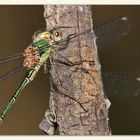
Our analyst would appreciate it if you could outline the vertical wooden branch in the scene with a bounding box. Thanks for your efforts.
[39,5,111,135]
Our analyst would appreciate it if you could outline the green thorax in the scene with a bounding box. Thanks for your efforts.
[33,38,51,49]
[32,39,52,65]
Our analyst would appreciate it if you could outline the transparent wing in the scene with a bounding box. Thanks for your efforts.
[94,16,136,97]
[0,16,134,98]
[0,53,23,64]
[94,16,131,49]
[0,16,131,65]
[0,63,24,81]
[102,70,140,97]
[0,53,24,81]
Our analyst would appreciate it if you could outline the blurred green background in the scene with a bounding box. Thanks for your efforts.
[0,5,140,135]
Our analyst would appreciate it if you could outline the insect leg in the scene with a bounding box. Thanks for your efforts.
[49,57,88,112]
[43,62,48,74]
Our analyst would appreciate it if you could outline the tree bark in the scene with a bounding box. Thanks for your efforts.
[39,5,111,135]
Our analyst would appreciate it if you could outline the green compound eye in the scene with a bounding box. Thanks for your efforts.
[51,29,62,42]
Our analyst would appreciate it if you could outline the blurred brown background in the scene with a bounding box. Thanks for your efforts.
[0,5,140,135]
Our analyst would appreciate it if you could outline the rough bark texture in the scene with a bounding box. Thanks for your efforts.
[39,5,111,135]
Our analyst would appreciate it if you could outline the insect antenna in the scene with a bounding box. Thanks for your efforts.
[0,63,24,81]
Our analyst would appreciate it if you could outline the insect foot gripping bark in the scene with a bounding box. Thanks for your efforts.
[39,5,111,135]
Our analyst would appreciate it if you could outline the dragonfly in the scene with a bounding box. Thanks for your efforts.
[0,16,138,124]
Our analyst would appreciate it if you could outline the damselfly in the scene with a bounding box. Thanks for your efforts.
[0,16,138,124]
